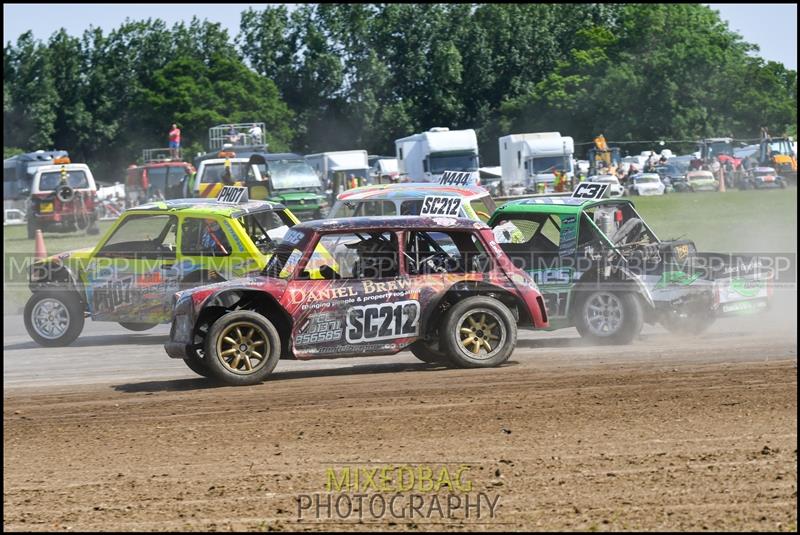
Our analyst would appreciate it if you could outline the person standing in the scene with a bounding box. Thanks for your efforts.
[169,124,181,159]
[248,124,263,145]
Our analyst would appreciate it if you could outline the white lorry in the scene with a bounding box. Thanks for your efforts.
[395,127,480,182]
[499,132,574,192]
[305,150,370,188]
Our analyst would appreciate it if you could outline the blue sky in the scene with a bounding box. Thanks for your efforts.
[3,3,797,70]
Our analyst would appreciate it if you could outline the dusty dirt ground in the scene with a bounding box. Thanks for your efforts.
[3,325,797,532]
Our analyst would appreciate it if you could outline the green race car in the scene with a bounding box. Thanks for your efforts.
[25,195,300,346]
[487,183,772,343]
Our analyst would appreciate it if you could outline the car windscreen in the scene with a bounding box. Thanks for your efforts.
[97,214,177,257]
[429,153,478,174]
[529,156,569,174]
[238,210,297,254]
[635,176,660,183]
[38,171,89,191]
[199,162,252,183]
[267,161,321,190]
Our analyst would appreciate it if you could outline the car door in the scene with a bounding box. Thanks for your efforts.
[286,230,419,358]
[85,213,178,323]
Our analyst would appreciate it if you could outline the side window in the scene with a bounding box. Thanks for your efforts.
[180,218,232,256]
[353,200,394,216]
[405,231,490,275]
[98,215,177,257]
[300,232,399,280]
[492,218,542,243]
[539,216,561,248]
[491,214,565,254]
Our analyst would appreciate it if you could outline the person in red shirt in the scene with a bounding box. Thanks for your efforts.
[169,124,181,158]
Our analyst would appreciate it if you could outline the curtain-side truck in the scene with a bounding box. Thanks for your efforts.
[395,127,480,182]
[499,132,574,193]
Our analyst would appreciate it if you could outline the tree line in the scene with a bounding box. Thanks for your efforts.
[4,3,797,180]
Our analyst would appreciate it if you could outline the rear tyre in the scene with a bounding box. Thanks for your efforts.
[183,306,228,379]
[118,322,158,331]
[183,353,213,378]
[660,305,716,335]
[440,296,516,368]
[24,291,85,347]
[574,290,643,345]
[204,310,281,386]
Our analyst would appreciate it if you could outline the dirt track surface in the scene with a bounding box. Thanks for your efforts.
[4,311,798,532]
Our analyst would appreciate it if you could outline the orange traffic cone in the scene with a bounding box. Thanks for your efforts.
[34,229,48,260]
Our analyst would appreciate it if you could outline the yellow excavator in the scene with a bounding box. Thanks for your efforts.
[759,133,797,183]
[587,134,621,175]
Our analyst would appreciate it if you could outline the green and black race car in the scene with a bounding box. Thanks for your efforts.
[488,182,772,344]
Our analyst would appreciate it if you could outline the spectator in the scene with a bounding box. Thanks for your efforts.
[711,156,721,179]
[222,159,236,185]
[226,124,240,145]
[248,124,263,145]
[168,124,181,158]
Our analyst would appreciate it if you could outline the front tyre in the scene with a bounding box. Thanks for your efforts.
[409,339,449,364]
[440,296,517,368]
[24,291,85,347]
[204,310,281,386]
[574,290,643,345]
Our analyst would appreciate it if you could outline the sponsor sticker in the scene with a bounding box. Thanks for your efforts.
[346,300,420,343]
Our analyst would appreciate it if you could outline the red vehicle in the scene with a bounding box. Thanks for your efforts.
[25,159,100,238]
[125,158,195,208]
[165,216,549,385]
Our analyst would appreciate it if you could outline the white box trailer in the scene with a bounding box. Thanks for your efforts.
[499,132,574,190]
[395,127,479,182]
[305,150,370,186]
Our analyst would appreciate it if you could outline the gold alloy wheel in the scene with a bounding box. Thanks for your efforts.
[457,308,506,360]
[215,321,270,374]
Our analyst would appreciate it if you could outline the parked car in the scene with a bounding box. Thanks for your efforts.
[686,170,719,192]
[740,166,787,190]
[654,160,689,192]
[25,159,100,239]
[164,216,550,385]
[3,208,26,226]
[586,175,624,197]
[627,173,666,196]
